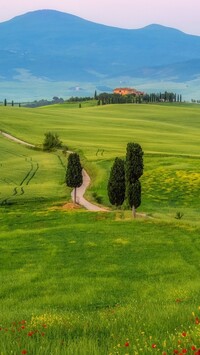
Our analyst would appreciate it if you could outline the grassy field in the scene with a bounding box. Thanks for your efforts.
[0,102,200,354]
[0,103,200,158]
[0,208,200,354]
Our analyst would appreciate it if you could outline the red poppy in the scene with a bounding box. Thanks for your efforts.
[28,331,34,337]
[124,341,129,347]
[41,332,45,336]
[21,325,25,329]
[173,350,179,354]
[21,350,27,355]
[195,317,200,324]
[152,344,156,348]
[42,324,47,328]
[182,332,187,337]
[191,346,196,351]
[182,349,188,353]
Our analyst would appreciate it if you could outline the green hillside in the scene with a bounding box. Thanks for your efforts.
[0,103,199,216]
[0,103,200,354]
[0,103,200,158]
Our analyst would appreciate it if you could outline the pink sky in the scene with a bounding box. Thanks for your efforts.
[1,0,200,35]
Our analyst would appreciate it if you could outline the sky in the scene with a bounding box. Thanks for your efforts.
[0,0,200,36]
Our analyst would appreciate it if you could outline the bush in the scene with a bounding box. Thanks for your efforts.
[43,132,62,151]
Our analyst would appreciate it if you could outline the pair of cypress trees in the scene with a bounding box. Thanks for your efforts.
[107,143,143,217]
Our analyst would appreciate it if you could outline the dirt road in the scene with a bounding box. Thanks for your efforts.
[71,169,108,211]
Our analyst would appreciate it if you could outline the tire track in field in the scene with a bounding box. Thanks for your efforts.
[0,157,39,205]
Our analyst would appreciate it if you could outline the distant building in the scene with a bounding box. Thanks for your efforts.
[113,87,144,96]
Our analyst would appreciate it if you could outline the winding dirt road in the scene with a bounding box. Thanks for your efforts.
[0,130,107,211]
[71,169,108,211]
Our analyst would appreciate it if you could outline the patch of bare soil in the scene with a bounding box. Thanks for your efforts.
[48,203,81,211]
[62,203,81,210]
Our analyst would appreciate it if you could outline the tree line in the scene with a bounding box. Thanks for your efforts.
[97,91,182,105]
[1,90,183,108]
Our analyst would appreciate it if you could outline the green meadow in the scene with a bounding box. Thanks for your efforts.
[0,103,200,354]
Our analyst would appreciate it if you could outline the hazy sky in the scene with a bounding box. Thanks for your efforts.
[1,0,200,36]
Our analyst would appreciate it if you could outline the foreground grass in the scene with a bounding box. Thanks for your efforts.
[0,207,200,354]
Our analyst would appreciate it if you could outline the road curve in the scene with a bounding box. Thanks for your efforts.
[71,169,108,211]
[0,130,108,211]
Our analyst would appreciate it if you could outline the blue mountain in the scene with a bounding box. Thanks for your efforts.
[0,10,200,85]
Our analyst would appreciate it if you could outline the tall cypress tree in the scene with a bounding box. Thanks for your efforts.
[107,157,125,207]
[125,143,143,217]
[66,153,83,204]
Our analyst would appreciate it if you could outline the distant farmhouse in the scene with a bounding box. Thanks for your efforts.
[113,87,144,96]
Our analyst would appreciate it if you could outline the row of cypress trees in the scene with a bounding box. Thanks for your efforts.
[107,143,143,217]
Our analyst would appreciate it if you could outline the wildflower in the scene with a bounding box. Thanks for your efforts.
[21,350,27,355]
[181,332,187,337]
[173,350,179,354]
[41,332,45,336]
[21,325,25,329]
[28,331,34,337]
[191,346,196,351]
[152,344,156,348]
[124,341,129,347]
[182,349,188,353]
[195,317,200,324]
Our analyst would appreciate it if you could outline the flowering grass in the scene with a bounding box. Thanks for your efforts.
[0,306,200,354]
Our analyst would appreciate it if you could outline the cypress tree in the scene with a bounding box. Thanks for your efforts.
[126,180,141,217]
[125,143,144,217]
[107,157,125,207]
[66,153,83,204]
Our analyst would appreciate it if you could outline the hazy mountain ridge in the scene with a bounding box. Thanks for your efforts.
[0,10,200,100]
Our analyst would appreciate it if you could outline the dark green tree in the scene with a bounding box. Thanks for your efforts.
[66,153,83,204]
[125,143,144,217]
[126,180,141,217]
[4,99,7,106]
[107,157,125,207]
[126,143,143,183]
[43,132,62,151]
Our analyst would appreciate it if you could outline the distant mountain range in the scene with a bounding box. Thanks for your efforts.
[0,10,200,101]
